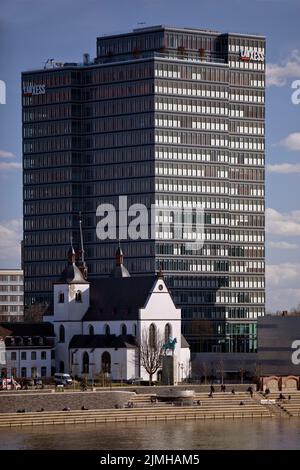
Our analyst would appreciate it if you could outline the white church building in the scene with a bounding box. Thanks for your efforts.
[44,246,190,383]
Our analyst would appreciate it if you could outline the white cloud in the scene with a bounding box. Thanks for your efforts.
[267,163,300,174]
[266,263,300,311]
[266,208,300,236]
[278,132,300,151]
[0,150,15,159]
[267,287,300,312]
[266,49,300,87]
[266,263,300,287]
[0,218,22,267]
[0,162,22,171]
[268,241,298,249]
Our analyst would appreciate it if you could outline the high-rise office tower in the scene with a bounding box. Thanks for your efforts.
[22,26,265,354]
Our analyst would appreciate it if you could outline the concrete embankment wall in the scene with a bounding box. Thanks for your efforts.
[0,391,135,414]
[126,384,254,394]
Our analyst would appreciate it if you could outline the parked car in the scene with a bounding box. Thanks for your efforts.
[127,377,144,385]
[54,373,73,386]
[20,379,34,389]
[0,378,21,390]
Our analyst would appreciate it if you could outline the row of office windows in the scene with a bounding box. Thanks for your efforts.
[229,60,264,71]
[87,96,153,117]
[23,104,74,122]
[155,196,241,212]
[156,229,264,243]
[155,163,228,178]
[155,149,264,166]
[181,307,264,321]
[23,144,264,169]
[228,43,265,53]
[23,71,74,88]
[155,179,264,196]
[87,62,154,83]
[0,304,23,313]
[24,129,154,153]
[155,192,263,208]
[159,258,264,273]
[23,224,264,249]
[167,275,264,289]
[23,146,154,169]
[155,99,227,114]
[22,88,72,107]
[156,164,264,182]
[157,116,228,131]
[172,277,265,290]
[24,161,153,185]
[24,216,73,231]
[234,123,264,135]
[97,33,162,56]
[230,91,264,103]
[156,243,264,258]
[155,131,228,146]
[24,199,72,215]
[155,63,228,83]
[230,71,264,87]
[0,295,23,302]
[174,291,265,305]
[24,257,155,278]
[228,137,264,150]
[0,285,23,292]
[0,306,23,313]
[0,275,23,282]
[23,80,153,108]
[23,116,264,138]
[156,98,264,118]
[83,81,153,101]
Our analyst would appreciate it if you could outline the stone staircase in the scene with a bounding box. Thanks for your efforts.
[0,391,273,428]
[265,391,300,417]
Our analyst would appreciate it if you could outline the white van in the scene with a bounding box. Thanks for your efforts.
[54,373,73,386]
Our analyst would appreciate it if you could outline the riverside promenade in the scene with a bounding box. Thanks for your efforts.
[0,386,277,428]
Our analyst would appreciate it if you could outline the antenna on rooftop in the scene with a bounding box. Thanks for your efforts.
[79,212,88,279]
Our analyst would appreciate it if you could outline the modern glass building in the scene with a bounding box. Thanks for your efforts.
[22,25,265,354]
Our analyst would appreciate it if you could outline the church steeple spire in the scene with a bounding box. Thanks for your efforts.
[59,237,88,284]
[67,236,76,264]
[110,243,130,278]
[78,212,88,280]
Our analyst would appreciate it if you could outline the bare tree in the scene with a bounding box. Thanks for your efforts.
[217,354,225,385]
[191,359,209,384]
[138,327,164,385]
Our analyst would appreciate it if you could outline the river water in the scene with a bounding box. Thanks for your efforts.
[0,418,299,450]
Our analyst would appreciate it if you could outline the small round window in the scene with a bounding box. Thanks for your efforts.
[158,284,163,291]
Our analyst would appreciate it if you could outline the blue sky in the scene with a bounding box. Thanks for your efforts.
[0,0,300,311]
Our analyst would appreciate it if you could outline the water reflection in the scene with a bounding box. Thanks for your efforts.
[0,419,299,450]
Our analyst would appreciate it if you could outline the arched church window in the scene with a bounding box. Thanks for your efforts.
[59,325,65,343]
[89,325,94,336]
[75,291,82,302]
[58,292,64,303]
[149,323,157,349]
[165,323,172,342]
[121,324,127,335]
[101,351,111,374]
[82,352,89,374]
[104,324,110,335]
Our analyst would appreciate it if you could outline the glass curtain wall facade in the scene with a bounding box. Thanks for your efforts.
[22,26,265,354]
